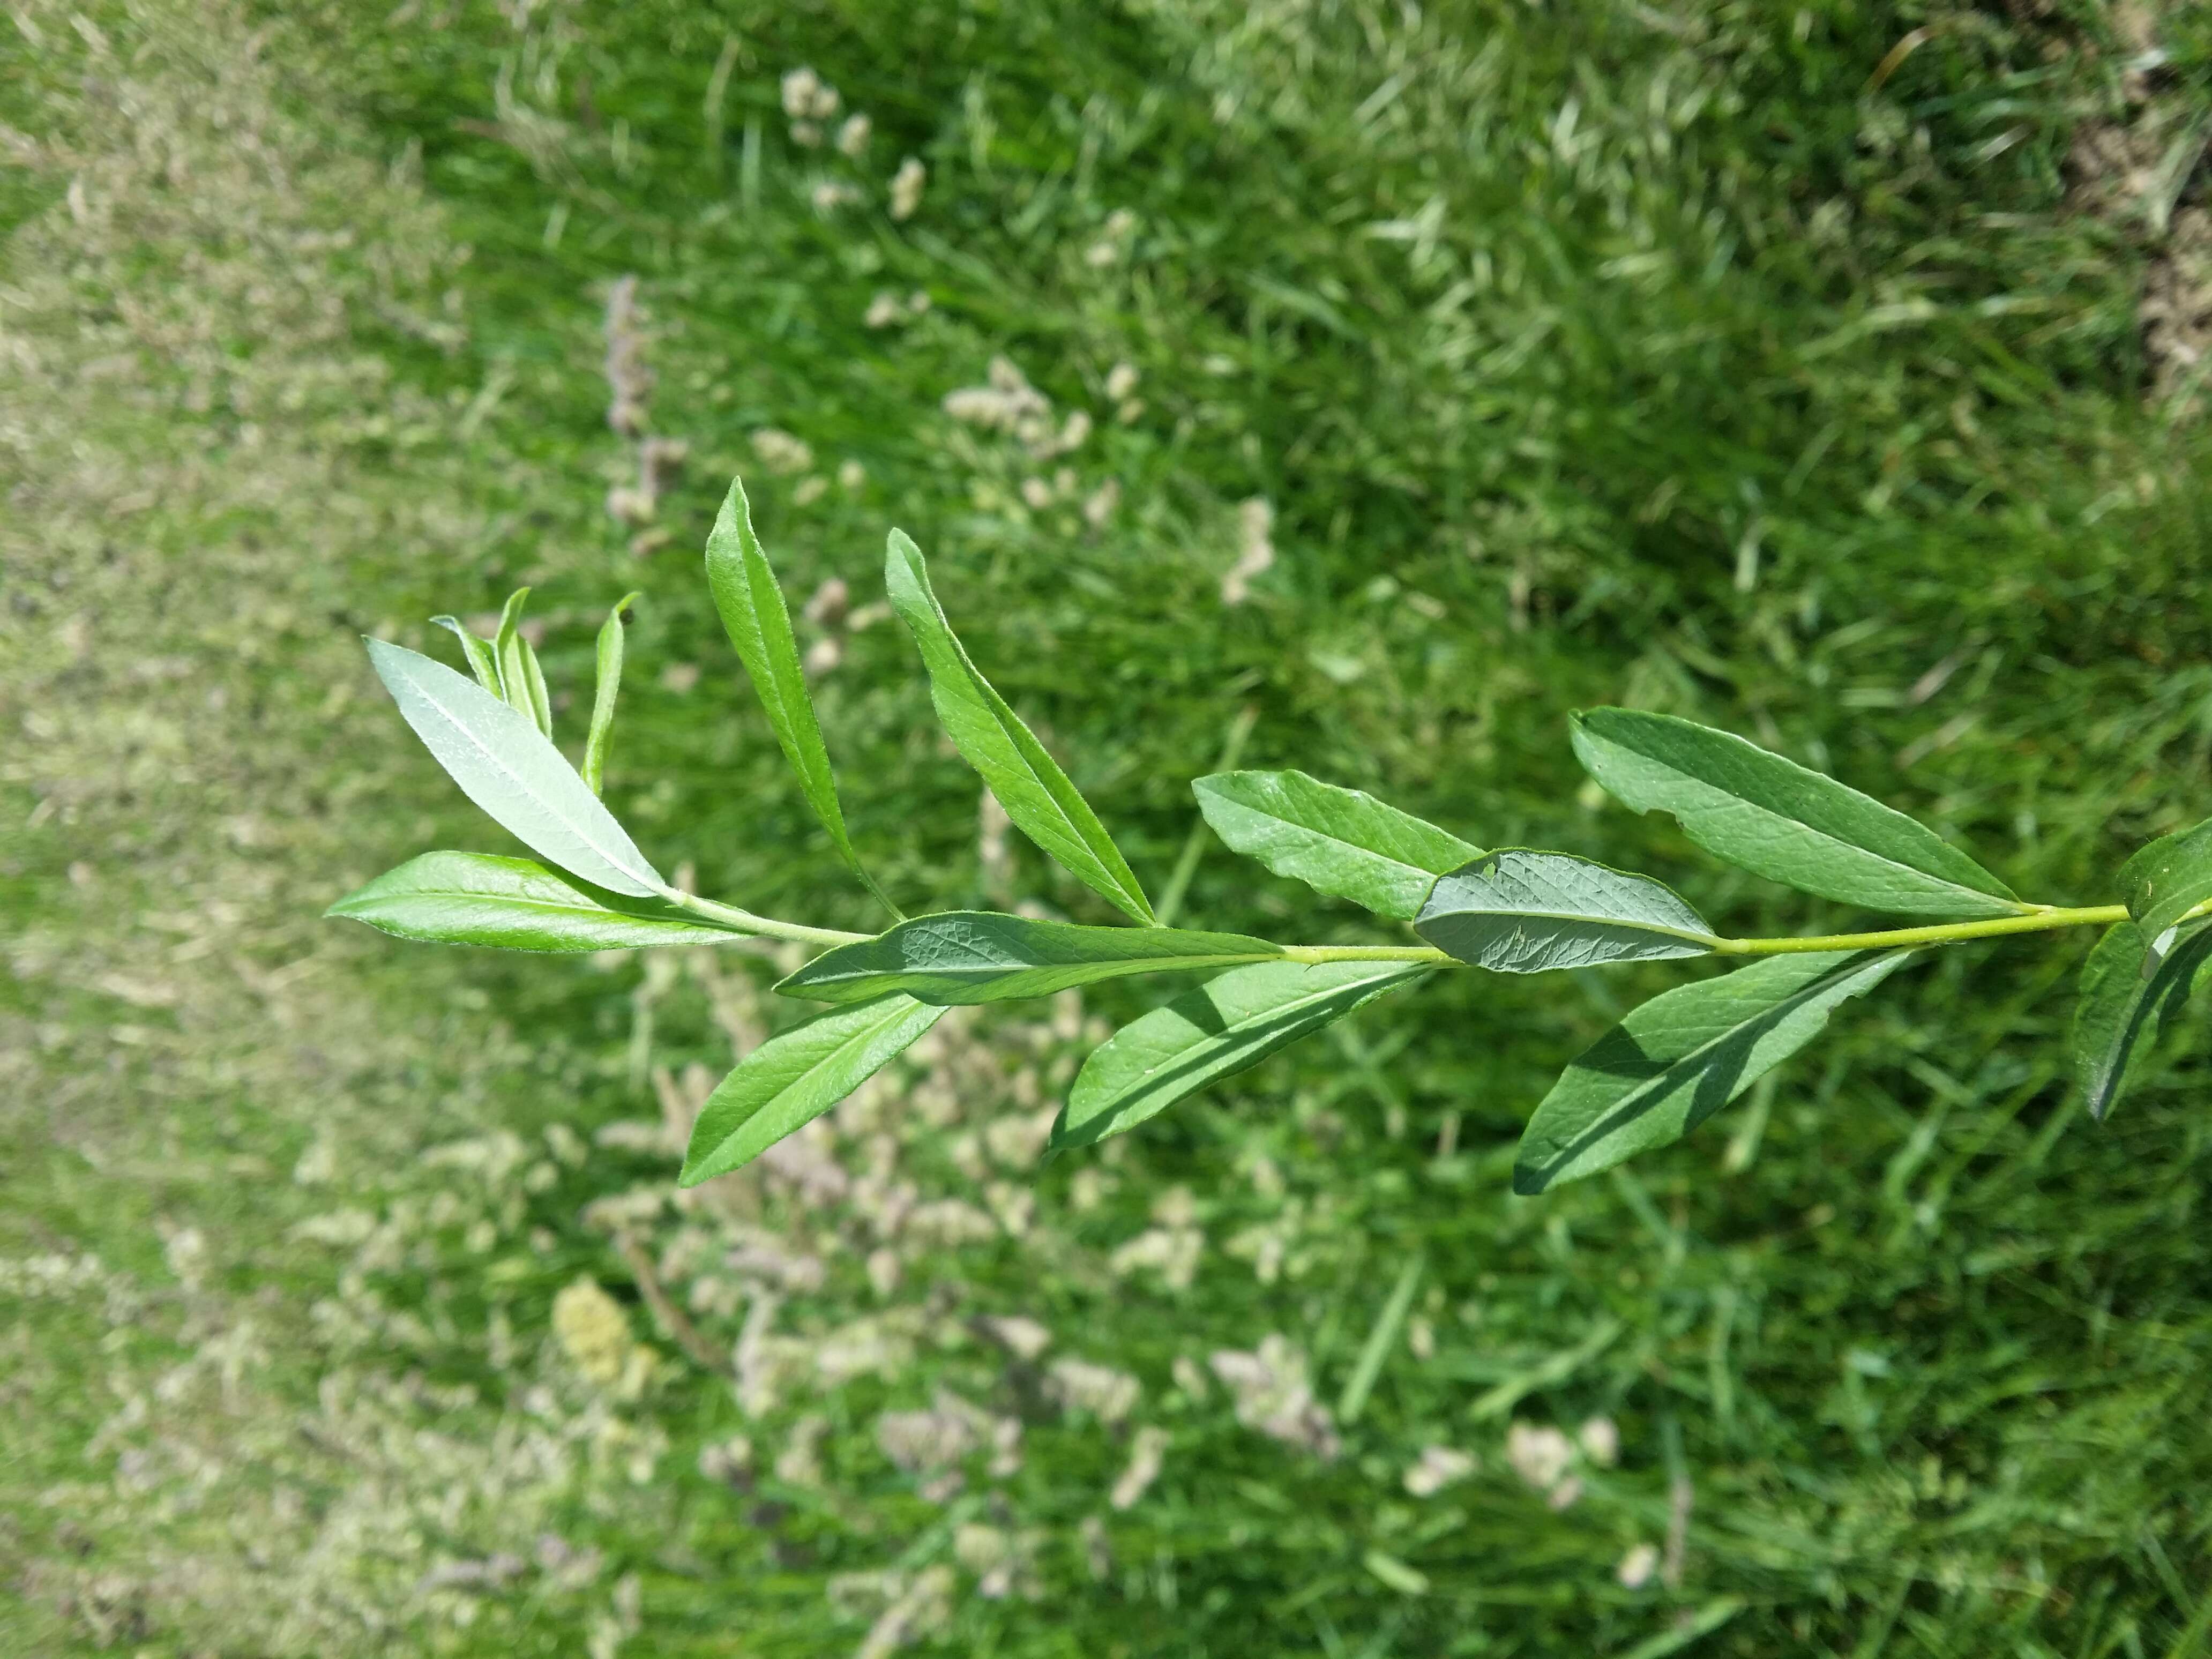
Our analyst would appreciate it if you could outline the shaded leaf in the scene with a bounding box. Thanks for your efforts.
[1514,948,1915,1193]
[885,529,1154,924]
[581,591,640,796]
[1417,849,1717,972]
[430,615,502,696]
[1571,708,2018,920]
[1193,769,1477,921]
[2119,817,2212,943]
[778,910,1281,1005]
[707,479,898,916]
[2071,917,2212,1120]
[679,996,946,1185]
[366,638,663,896]
[492,588,552,737]
[327,851,744,951]
[1051,960,1429,1152]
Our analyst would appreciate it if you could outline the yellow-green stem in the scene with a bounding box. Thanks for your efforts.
[1710,904,2131,955]
[662,888,872,950]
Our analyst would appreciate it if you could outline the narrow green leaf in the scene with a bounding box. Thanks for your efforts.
[519,638,553,739]
[679,995,946,1185]
[1050,960,1429,1152]
[430,616,503,696]
[885,529,1154,925]
[2071,917,2212,1120]
[366,638,663,897]
[707,479,899,917]
[327,851,746,951]
[2119,817,2212,943]
[1513,948,1914,1193]
[777,911,1282,1006]
[1571,708,2019,920]
[1193,769,1477,922]
[581,591,640,796]
[492,588,552,737]
[1417,849,1717,972]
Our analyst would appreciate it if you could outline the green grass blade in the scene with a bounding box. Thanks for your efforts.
[326,850,749,951]
[365,638,663,896]
[581,591,640,797]
[1193,769,1476,922]
[776,910,1283,1005]
[885,528,1154,925]
[491,587,552,737]
[679,995,946,1185]
[1337,1255,1421,1425]
[1514,948,1916,1193]
[2071,917,2212,1121]
[1051,959,1429,1152]
[706,477,900,920]
[429,615,503,695]
[1416,849,1717,972]
[1571,708,2019,920]
[2119,817,2212,941]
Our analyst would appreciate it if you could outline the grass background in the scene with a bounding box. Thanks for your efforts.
[7,0,2212,1652]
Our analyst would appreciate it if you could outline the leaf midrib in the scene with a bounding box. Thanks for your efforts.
[1618,733,2007,907]
[397,662,656,893]
[1543,956,1879,1149]
[1428,902,1717,947]
[1102,966,1413,1095]
[339,886,708,926]
[1218,794,1443,883]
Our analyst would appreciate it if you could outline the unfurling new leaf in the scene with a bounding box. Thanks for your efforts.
[777,911,1282,1006]
[1571,708,2019,920]
[680,995,947,1185]
[1050,960,1429,1152]
[2071,917,2212,1120]
[885,530,1155,925]
[493,588,554,739]
[431,615,504,695]
[581,592,640,797]
[1416,850,1716,972]
[1513,948,1915,1193]
[365,638,664,897]
[1192,769,1477,921]
[328,851,746,951]
[707,479,899,917]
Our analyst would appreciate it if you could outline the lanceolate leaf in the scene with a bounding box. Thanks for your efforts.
[1050,960,1429,1152]
[885,530,1155,925]
[1193,769,1477,922]
[1571,708,2019,920]
[430,615,503,696]
[1417,849,1718,972]
[679,996,946,1185]
[327,851,745,951]
[778,911,1282,1005]
[493,588,553,737]
[2071,917,2212,1121]
[707,479,899,916]
[366,638,663,897]
[1513,948,1914,1193]
[581,591,640,797]
[2118,818,2212,944]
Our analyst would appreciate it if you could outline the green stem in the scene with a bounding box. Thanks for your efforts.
[660,888,872,950]
[1708,905,2129,955]
[1277,900,2202,969]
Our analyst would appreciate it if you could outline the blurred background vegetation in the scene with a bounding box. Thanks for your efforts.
[6,0,2212,1652]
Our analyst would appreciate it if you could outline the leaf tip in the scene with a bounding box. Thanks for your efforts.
[1509,1162,1551,1197]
